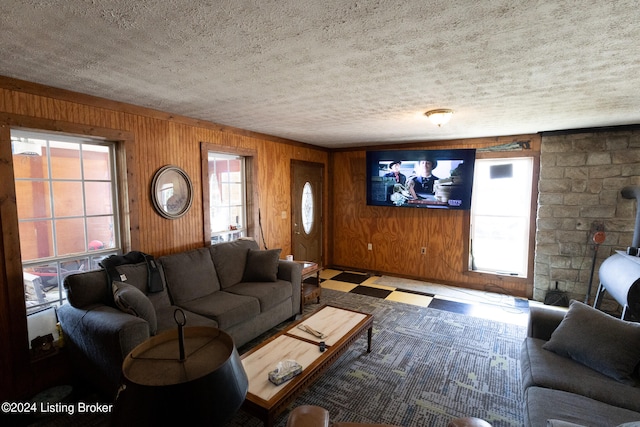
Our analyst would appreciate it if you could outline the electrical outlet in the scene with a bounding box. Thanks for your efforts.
[421,247,427,255]
[367,243,373,251]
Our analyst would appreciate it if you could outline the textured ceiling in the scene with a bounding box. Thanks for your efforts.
[1,1,639,148]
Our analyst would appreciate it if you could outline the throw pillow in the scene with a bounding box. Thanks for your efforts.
[543,300,640,383]
[242,248,282,282]
[112,281,158,335]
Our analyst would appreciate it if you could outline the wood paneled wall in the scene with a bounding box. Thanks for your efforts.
[0,77,329,400]
[330,135,541,298]
[0,81,329,256]
[0,74,540,401]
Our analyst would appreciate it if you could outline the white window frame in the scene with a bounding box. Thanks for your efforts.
[12,129,121,315]
[469,156,534,278]
[207,152,247,244]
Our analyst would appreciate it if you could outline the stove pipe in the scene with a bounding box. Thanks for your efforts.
[621,186,640,249]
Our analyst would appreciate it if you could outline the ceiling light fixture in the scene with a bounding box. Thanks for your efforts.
[425,109,454,127]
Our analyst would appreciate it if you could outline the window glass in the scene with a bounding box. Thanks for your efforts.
[85,182,113,215]
[54,218,86,256]
[86,216,116,250]
[18,220,54,261]
[12,130,120,315]
[208,152,246,244]
[15,181,51,219]
[83,145,111,180]
[12,138,47,179]
[50,141,81,179]
[302,182,314,234]
[52,181,84,216]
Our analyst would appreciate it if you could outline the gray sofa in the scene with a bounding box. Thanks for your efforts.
[58,238,302,397]
[520,300,640,427]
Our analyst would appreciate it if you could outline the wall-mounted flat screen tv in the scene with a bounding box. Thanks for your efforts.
[366,148,476,210]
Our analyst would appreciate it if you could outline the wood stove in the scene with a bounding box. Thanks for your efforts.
[593,186,640,320]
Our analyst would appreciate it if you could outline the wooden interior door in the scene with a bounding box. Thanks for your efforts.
[291,160,323,265]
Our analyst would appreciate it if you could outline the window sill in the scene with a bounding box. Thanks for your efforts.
[466,269,529,282]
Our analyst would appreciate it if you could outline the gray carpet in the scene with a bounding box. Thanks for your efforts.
[23,288,526,427]
[228,288,526,427]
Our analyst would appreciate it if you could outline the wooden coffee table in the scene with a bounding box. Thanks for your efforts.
[240,305,373,426]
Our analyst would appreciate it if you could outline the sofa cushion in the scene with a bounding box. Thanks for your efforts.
[159,248,221,304]
[226,280,292,312]
[542,300,640,383]
[210,238,260,289]
[155,306,218,333]
[112,281,157,335]
[114,262,172,309]
[178,291,260,330]
[243,248,282,282]
[521,337,640,412]
[524,386,640,427]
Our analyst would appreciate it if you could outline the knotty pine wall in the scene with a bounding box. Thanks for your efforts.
[1,79,330,257]
[331,135,541,298]
[0,75,540,401]
[0,77,329,400]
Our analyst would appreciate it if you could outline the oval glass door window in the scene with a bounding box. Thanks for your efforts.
[301,182,314,234]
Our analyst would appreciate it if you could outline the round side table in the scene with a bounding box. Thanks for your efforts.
[112,326,248,426]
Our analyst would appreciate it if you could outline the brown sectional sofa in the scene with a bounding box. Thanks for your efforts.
[58,238,302,397]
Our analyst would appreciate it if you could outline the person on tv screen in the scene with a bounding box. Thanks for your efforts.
[383,160,406,185]
[407,159,439,198]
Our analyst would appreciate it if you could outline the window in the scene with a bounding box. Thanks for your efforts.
[301,181,314,234]
[469,157,534,277]
[12,130,120,314]
[207,152,247,244]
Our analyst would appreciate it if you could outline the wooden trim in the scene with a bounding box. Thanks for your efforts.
[0,113,137,251]
[465,141,541,298]
[0,115,137,398]
[330,134,540,152]
[527,151,541,297]
[246,155,261,247]
[290,160,325,266]
[541,124,640,136]
[119,135,138,252]
[0,112,131,141]
[460,209,472,274]
[200,142,211,246]
[326,151,334,267]
[0,123,30,399]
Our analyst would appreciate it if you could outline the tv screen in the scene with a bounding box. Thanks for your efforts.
[366,148,476,210]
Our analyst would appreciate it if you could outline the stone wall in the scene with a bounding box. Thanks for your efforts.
[534,129,640,311]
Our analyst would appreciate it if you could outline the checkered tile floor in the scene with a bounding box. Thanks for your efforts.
[311,269,533,326]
